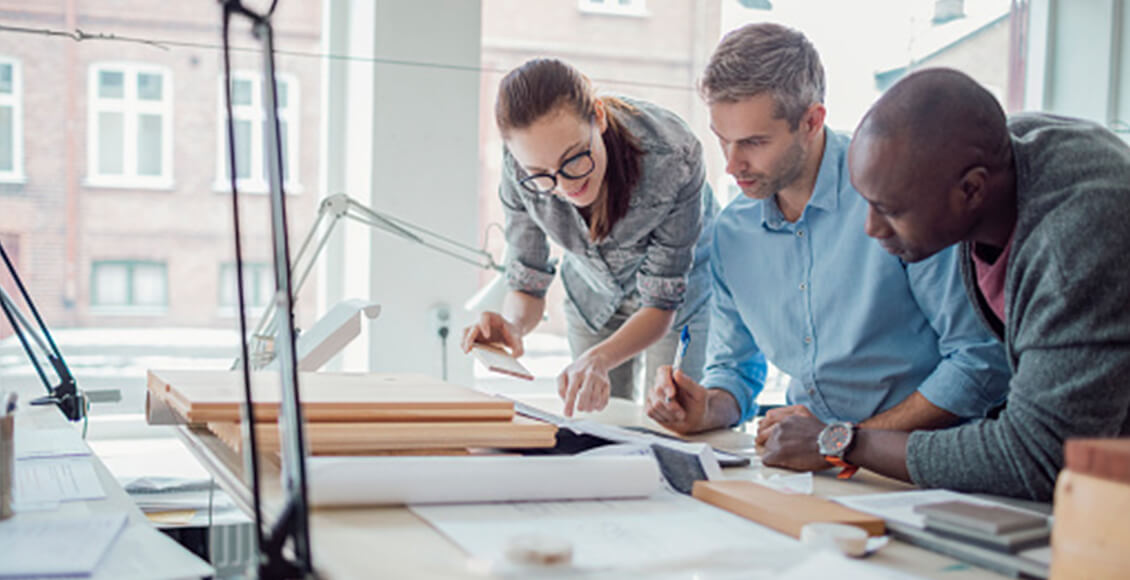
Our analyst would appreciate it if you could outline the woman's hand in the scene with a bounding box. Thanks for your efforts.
[558,350,614,417]
[461,311,525,357]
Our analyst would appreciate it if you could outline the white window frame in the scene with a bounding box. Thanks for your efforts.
[0,58,25,183]
[86,62,174,189]
[89,259,169,316]
[214,71,301,193]
[217,261,273,316]
[577,0,648,17]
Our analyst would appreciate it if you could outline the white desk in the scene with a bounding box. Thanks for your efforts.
[10,406,213,580]
[174,393,1012,579]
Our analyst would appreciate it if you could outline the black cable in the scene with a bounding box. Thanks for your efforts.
[438,325,449,382]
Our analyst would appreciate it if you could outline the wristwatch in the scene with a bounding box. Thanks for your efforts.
[818,421,859,479]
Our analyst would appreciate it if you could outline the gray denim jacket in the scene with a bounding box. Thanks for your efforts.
[500,97,718,332]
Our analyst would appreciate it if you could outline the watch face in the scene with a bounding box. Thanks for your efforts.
[819,422,853,456]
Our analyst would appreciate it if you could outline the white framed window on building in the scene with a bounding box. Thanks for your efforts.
[218,262,273,313]
[578,0,647,16]
[0,58,24,183]
[86,63,173,189]
[90,260,168,313]
[215,72,300,193]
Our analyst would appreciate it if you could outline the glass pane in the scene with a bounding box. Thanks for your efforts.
[275,81,288,108]
[0,64,11,95]
[232,79,252,106]
[93,264,128,306]
[137,114,163,176]
[218,265,236,307]
[254,266,274,307]
[132,264,167,306]
[280,120,289,182]
[97,112,124,175]
[137,73,163,101]
[0,107,12,172]
[98,70,124,99]
[233,119,252,180]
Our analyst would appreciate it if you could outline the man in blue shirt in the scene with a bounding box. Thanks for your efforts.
[646,23,1010,454]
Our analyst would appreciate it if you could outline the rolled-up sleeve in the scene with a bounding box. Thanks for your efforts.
[904,246,1011,418]
[636,144,706,311]
[500,154,555,298]
[701,232,767,424]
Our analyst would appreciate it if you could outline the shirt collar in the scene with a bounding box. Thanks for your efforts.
[760,128,842,230]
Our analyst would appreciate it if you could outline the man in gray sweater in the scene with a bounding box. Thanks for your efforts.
[759,68,1130,501]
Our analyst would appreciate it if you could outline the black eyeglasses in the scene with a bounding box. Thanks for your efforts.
[517,128,597,194]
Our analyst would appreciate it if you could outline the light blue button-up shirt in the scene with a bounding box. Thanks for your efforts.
[703,130,1011,425]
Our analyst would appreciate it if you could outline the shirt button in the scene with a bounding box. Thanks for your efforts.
[804,336,813,344]
[808,388,815,395]
[797,230,805,237]
[799,282,807,291]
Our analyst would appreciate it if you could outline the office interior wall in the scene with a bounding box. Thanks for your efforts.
[321,0,481,381]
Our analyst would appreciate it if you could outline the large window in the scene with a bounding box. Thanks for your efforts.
[87,63,173,188]
[90,260,168,312]
[216,72,300,192]
[0,58,23,182]
[218,262,273,312]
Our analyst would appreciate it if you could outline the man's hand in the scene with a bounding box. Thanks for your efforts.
[558,350,613,417]
[755,404,815,445]
[760,415,833,472]
[645,365,711,434]
[461,311,524,357]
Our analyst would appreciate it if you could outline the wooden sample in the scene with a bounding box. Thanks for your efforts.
[470,343,534,381]
[1064,437,1130,484]
[207,415,557,455]
[147,369,515,424]
[692,480,885,538]
[1050,469,1130,579]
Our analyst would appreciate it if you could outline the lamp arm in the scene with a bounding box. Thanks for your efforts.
[240,193,503,369]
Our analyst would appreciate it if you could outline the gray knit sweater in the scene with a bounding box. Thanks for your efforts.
[906,113,1130,501]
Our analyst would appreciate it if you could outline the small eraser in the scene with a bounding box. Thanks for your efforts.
[504,533,573,566]
[800,522,869,557]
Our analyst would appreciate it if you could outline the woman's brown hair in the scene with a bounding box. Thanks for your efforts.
[496,58,643,241]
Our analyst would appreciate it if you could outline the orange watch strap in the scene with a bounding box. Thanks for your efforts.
[825,456,859,479]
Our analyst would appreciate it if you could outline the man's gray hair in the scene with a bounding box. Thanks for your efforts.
[700,22,825,129]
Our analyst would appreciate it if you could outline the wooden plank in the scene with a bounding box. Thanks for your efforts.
[1064,437,1130,484]
[207,415,557,455]
[1050,469,1130,579]
[147,369,515,423]
[692,480,885,538]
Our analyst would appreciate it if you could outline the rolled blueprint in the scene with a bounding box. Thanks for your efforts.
[306,454,661,506]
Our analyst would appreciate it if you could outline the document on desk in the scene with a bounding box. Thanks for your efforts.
[14,457,106,509]
[412,493,807,574]
[832,489,1007,529]
[15,426,91,460]
[0,513,127,577]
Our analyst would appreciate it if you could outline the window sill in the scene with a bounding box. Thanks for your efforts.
[578,6,649,17]
[0,173,27,185]
[216,306,268,318]
[212,179,303,195]
[84,176,175,191]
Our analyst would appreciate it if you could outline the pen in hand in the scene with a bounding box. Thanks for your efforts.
[2,391,16,415]
[665,325,690,404]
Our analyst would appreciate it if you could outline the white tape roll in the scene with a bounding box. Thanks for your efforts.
[800,522,869,557]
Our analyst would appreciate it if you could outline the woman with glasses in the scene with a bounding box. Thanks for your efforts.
[461,58,718,417]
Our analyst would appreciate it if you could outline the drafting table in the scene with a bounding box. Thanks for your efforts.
[12,406,213,580]
[173,392,1014,579]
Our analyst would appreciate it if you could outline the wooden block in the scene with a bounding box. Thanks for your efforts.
[692,480,885,538]
[147,369,514,424]
[1064,438,1130,484]
[1050,469,1130,579]
[470,344,534,381]
[207,415,558,455]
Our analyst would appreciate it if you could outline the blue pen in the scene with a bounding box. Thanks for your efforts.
[666,325,690,403]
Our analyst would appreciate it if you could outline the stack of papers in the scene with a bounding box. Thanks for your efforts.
[0,513,128,577]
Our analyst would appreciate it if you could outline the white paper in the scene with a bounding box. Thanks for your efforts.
[832,489,1001,528]
[0,513,127,577]
[15,427,91,460]
[306,455,660,506]
[14,457,106,509]
[752,471,814,495]
[413,492,804,573]
[777,550,925,580]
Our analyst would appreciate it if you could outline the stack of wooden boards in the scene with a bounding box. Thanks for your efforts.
[146,369,557,455]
